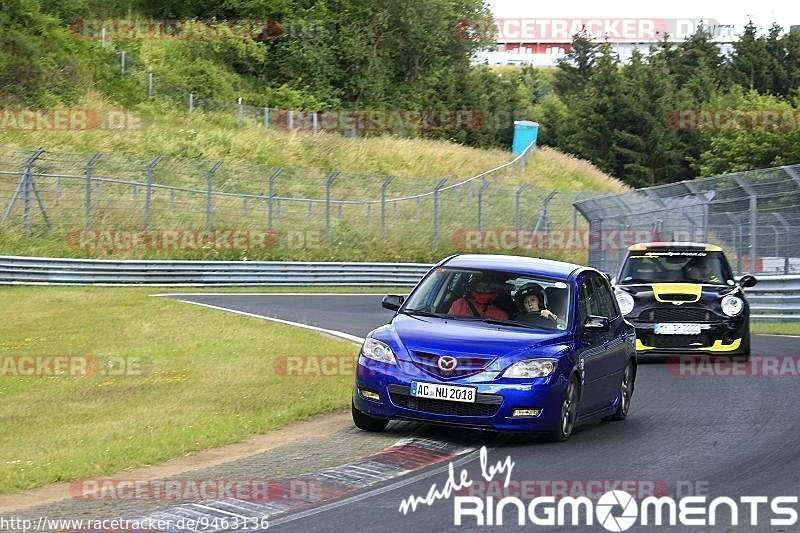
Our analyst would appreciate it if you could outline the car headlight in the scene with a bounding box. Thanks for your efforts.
[615,291,635,316]
[502,358,557,379]
[361,337,397,365]
[721,295,744,316]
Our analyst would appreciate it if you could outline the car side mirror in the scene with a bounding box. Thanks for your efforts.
[381,294,405,311]
[584,315,610,331]
[739,275,757,288]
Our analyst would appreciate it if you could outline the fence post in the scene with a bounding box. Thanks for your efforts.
[477,180,491,230]
[534,191,558,234]
[263,107,270,128]
[734,176,759,274]
[380,176,394,240]
[267,168,283,229]
[84,152,102,230]
[515,184,529,230]
[326,171,340,242]
[120,50,126,76]
[237,98,244,126]
[288,111,294,131]
[2,149,47,234]
[143,155,165,229]
[432,178,448,247]
[572,191,586,232]
[205,161,223,230]
[147,72,153,98]
[189,93,194,113]
[773,213,791,274]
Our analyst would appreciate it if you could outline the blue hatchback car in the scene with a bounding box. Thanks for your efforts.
[352,254,637,441]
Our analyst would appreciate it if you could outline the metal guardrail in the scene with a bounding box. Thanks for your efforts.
[1,256,797,319]
[744,275,800,321]
[0,256,432,286]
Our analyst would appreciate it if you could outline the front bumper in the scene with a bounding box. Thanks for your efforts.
[630,316,747,353]
[353,355,568,432]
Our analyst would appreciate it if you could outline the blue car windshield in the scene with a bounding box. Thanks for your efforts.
[403,267,571,331]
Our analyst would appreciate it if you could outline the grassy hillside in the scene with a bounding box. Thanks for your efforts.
[0,105,625,264]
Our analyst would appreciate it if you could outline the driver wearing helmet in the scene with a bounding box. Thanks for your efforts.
[514,283,559,322]
[448,275,509,319]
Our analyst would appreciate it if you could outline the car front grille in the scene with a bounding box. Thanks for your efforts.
[642,334,712,349]
[657,293,698,302]
[409,351,495,379]
[388,384,502,417]
[639,307,713,322]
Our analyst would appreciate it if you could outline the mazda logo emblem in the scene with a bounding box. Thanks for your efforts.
[437,356,458,371]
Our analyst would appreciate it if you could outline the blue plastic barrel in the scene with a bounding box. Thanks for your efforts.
[512,120,539,155]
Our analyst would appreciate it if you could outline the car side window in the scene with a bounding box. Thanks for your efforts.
[589,274,618,319]
[578,277,593,325]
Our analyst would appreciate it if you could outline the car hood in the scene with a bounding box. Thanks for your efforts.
[372,313,570,360]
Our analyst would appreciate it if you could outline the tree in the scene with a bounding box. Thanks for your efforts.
[553,30,598,97]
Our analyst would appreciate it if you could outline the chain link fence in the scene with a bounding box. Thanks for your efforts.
[0,142,596,255]
[574,164,800,276]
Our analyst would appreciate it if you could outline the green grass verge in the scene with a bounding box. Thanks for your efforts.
[751,321,800,336]
[0,286,361,494]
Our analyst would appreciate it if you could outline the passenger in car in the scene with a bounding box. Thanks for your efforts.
[447,276,509,319]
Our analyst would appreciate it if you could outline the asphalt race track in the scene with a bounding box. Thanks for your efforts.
[155,293,800,532]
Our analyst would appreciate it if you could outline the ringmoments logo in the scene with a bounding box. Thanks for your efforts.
[453,491,799,529]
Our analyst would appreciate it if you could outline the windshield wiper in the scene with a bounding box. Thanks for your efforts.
[618,278,653,284]
[402,309,447,318]
[470,317,543,329]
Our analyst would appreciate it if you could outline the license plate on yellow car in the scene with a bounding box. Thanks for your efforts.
[654,323,702,335]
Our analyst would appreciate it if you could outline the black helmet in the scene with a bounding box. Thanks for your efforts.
[515,283,545,310]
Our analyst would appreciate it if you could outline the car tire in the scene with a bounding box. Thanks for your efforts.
[544,375,580,442]
[604,361,634,421]
[352,401,389,432]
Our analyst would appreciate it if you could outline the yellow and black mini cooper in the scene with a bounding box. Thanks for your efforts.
[613,243,757,356]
